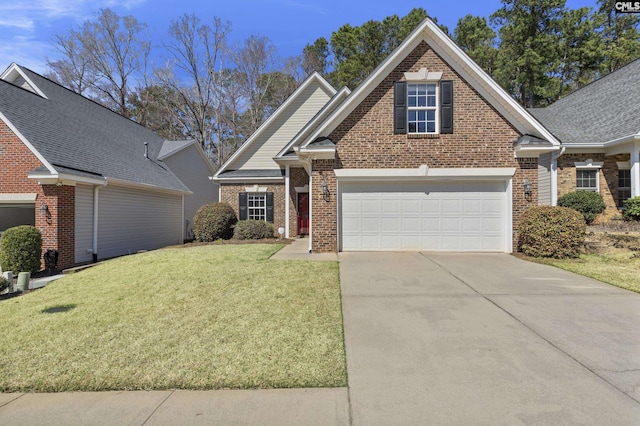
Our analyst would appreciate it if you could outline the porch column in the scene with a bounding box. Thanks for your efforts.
[632,143,640,197]
[285,165,290,238]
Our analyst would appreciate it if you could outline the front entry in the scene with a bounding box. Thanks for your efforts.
[297,192,309,236]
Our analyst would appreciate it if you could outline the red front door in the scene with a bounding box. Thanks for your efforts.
[297,193,309,236]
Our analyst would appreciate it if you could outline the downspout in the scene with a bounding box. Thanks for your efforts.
[551,146,566,205]
[308,160,313,253]
[181,195,185,244]
[92,185,101,262]
[285,165,290,238]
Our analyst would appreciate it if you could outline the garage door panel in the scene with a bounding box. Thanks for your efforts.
[340,179,507,252]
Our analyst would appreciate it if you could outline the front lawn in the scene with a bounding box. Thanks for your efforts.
[0,244,346,392]
[538,252,640,294]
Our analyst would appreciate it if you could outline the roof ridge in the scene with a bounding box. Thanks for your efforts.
[17,64,160,135]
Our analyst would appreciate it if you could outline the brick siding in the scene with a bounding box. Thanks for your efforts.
[311,41,534,252]
[219,183,287,235]
[0,120,75,269]
[557,153,630,219]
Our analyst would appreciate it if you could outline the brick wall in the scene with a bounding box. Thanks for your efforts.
[558,153,630,219]
[0,120,75,269]
[311,41,534,252]
[220,183,287,235]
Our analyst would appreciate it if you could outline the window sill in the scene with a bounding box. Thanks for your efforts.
[407,133,440,139]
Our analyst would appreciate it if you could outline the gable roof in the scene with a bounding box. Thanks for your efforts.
[0,63,189,193]
[529,58,640,146]
[213,72,336,178]
[300,18,560,149]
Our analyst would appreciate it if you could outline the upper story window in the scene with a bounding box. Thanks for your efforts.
[407,83,438,134]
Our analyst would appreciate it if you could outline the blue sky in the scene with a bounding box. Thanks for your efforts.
[0,0,599,75]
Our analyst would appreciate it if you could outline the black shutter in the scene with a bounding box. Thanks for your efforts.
[394,81,407,134]
[266,192,274,223]
[239,192,247,220]
[440,80,453,134]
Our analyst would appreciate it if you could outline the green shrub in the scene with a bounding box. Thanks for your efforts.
[0,275,9,293]
[0,225,42,274]
[193,202,237,242]
[557,191,606,225]
[234,220,274,240]
[623,196,640,221]
[518,206,586,258]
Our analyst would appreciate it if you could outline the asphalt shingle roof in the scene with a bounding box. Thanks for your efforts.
[217,169,284,179]
[0,65,189,192]
[529,58,640,145]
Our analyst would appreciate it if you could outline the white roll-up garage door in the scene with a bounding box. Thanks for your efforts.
[339,180,508,252]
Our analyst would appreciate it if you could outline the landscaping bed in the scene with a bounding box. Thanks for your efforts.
[0,244,346,392]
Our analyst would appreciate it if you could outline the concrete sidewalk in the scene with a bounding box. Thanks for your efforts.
[0,388,350,426]
[270,237,338,261]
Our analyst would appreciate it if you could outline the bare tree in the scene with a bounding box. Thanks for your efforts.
[155,14,231,163]
[46,32,96,95]
[47,8,150,117]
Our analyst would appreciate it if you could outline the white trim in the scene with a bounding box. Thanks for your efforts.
[0,193,37,203]
[211,177,284,183]
[1,63,48,99]
[245,185,267,193]
[105,177,192,196]
[406,81,439,135]
[404,67,442,81]
[285,165,290,239]
[276,86,351,158]
[574,159,604,169]
[334,166,516,181]
[505,178,513,253]
[631,143,640,197]
[0,112,57,174]
[28,171,107,186]
[214,72,336,178]
[299,18,560,150]
[295,184,309,193]
[617,161,631,169]
[296,145,336,160]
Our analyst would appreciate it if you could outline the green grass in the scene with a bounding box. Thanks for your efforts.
[0,244,346,392]
[537,251,640,293]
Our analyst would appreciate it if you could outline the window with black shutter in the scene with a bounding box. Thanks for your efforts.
[239,192,274,223]
[394,79,453,135]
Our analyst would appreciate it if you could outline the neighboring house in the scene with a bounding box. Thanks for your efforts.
[158,140,218,240]
[0,63,217,269]
[214,18,562,253]
[530,59,640,215]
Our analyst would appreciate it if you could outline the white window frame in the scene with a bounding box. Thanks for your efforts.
[247,193,266,221]
[407,82,439,135]
[575,159,603,193]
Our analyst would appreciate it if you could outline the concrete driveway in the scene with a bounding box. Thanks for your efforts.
[339,252,640,425]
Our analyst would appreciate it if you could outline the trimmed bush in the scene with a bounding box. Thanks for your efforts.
[193,202,237,242]
[0,276,9,293]
[623,196,640,221]
[518,206,586,258]
[0,225,42,274]
[234,220,274,240]
[557,191,606,225]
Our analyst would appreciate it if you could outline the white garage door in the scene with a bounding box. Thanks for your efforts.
[340,180,508,252]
